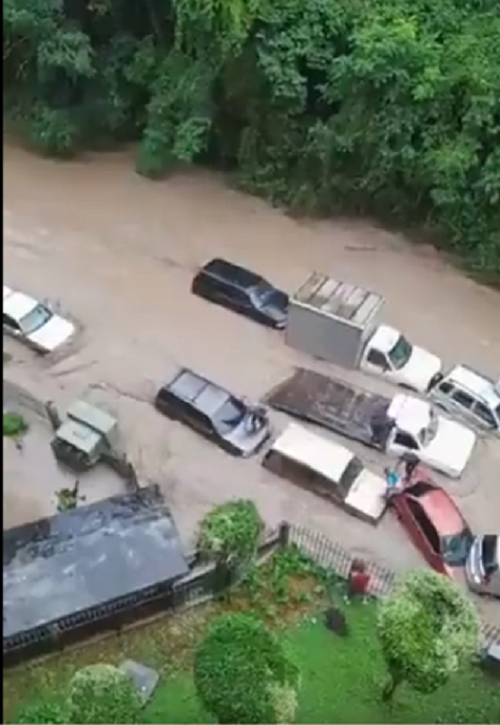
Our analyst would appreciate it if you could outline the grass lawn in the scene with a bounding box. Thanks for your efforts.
[4,549,500,724]
[141,605,500,725]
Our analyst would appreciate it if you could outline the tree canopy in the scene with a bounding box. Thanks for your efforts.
[194,612,300,723]
[377,569,480,701]
[4,0,500,277]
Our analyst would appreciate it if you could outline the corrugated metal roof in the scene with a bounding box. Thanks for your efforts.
[293,273,383,325]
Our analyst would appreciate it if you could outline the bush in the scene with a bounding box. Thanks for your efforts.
[197,499,263,568]
[67,664,140,724]
[3,411,28,437]
[194,612,299,723]
[13,697,68,724]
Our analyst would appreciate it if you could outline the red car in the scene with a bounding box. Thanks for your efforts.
[390,478,473,577]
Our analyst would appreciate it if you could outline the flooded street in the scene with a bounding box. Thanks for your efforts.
[3,142,500,623]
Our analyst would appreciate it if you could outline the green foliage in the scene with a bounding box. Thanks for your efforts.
[13,697,68,724]
[67,664,140,724]
[4,0,500,277]
[197,499,263,568]
[377,569,480,699]
[3,411,28,437]
[194,612,299,723]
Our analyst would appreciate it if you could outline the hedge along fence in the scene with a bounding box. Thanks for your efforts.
[4,521,499,667]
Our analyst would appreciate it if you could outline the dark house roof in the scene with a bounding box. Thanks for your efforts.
[3,486,189,642]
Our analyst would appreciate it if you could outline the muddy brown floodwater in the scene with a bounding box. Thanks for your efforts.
[3,142,500,624]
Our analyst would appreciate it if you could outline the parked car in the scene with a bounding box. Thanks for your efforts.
[3,285,75,354]
[429,365,500,437]
[465,534,500,598]
[266,369,477,478]
[154,367,271,457]
[262,422,388,524]
[389,479,473,577]
[191,258,289,329]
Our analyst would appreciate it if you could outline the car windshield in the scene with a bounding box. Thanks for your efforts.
[418,407,439,446]
[388,335,413,370]
[338,456,364,495]
[441,529,473,566]
[20,303,53,334]
[213,397,247,433]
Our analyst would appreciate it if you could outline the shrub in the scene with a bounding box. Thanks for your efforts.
[13,697,68,724]
[197,499,263,568]
[194,612,299,723]
[377,569,480,701]
[3,411,28,437]
[67,664,140,724]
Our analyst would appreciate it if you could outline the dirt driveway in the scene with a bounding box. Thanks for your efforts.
[3,143,500,623]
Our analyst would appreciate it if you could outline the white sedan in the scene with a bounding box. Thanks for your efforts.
[3,285,75,354]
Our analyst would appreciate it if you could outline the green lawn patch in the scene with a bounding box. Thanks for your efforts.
[139,605,500,724]
[4,549,500,724]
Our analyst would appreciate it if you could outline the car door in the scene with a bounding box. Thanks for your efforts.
[3,313,23,340]
[472,401,498,433]
[362,348,392,381]
[388,430,420,458]
[405,497,443,573]
[449,387,475,423]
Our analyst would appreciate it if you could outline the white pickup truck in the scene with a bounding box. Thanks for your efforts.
[285,273,442,394]
[266,369,477,479]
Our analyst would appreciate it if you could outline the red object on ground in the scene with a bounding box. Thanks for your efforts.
[349,570,371,595]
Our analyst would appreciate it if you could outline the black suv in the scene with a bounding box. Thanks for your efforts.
[191,258,289,329]
[154,368,271,457]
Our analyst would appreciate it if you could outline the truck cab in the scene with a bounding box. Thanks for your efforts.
[384,394,477,478]
[360,325,442,394]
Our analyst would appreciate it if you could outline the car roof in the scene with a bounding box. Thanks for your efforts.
[3,286,38,321]
[446,365,500,408]
[407,484,466,535]
[166,368,231,417]
[388,394,431,436]
[200,258,263,289]
[268,422,357,486]
[369,324,401,353]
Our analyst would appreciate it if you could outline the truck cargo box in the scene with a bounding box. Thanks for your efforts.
[286,273,384,369]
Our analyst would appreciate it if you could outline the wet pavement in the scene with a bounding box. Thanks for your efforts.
[3,142,500,624]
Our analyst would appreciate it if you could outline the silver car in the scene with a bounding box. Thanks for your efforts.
[465,534,500,598]
[429,365,500,437]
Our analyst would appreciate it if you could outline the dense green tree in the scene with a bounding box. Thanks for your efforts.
[194,612,300,723]
[4,0,500,277]
[377,569,480,702]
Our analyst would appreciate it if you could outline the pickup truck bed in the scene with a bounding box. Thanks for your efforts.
[265,368,391,447]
